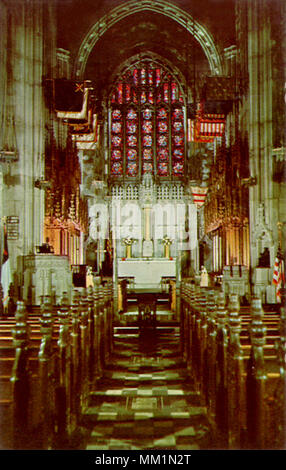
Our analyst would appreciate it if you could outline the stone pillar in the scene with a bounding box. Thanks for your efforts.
[1,0,57,281]
[247,0,279,270]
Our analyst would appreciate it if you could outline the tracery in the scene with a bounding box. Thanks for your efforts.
[109,60,185,179]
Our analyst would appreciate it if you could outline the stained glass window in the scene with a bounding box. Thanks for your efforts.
[127,149,137,160]
[110,61,185,178]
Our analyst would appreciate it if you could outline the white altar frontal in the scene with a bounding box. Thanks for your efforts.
[117,258,176,291]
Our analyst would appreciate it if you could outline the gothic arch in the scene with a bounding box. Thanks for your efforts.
[74,0,223,79]
[105,51,189,101]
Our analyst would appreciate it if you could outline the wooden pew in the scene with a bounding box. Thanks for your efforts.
[0,282,115,450]
[0,297,64,449]
[180,281,285,450]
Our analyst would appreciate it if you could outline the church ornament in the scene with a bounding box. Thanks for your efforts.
[162,235,173,258]
[122,236,136,258]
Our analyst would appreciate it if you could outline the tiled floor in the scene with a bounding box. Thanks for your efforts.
[80,307,214,450]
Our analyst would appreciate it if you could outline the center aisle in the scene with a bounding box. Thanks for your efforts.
[81,310,214,450]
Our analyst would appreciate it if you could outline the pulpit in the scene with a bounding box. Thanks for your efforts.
[23,254,73,305]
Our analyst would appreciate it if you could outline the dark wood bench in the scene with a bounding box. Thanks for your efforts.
[180,282,285,450]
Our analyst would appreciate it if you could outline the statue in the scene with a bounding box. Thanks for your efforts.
[86,266,94,288]
[200,265,209,287]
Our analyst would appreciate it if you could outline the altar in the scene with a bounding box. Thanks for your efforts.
[117,258,176,292]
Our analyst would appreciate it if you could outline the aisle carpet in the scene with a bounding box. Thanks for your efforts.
[81,314,214,450]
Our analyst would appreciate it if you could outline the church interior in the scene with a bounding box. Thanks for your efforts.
[0,0,285,451]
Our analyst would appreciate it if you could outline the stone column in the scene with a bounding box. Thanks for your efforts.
[247,0,278,270]
[3,0,56,281]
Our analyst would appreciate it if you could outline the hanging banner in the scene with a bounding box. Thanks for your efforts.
[188,100,226,142]
[72,114,98,143]
[190,186,208,207]
[53,79,94,123]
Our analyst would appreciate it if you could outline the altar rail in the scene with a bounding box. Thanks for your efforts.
[0,282,113,449]
[180,281,286,449]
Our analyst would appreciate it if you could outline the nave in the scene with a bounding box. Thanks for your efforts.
[82,310,212,451]
[0,283,285,451]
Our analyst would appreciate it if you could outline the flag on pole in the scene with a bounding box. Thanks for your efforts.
[1,222,12,309]
[272,247,285,303]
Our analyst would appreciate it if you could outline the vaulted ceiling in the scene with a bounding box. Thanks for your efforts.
[56,0,236,101]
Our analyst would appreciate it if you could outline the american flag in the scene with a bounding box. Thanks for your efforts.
[1,222,12,309]
[272,247,285,303]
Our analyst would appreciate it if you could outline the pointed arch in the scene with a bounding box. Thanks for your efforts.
[106,51,189,101]
[74,0,223,79]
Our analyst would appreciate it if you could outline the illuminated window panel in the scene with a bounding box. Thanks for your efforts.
[171,82,178,102]
[112,109,121,120]
[141,68,146,85]
[143,135,152,147]
[143,162,153,173]
[132,90,138,103]
[142,121,153,133]
[173,108,183,120]
[111,149,122,160]
[133,69,139,85]
[118,83,123,104]
[157,148,169,161]
[126,162,138,176]
[112,135,122,147]
[127,109,138,120]
[173,121,183,132]
[158,121,168,133]
[125,84,131,102]
[173,148,184,159]
[157,107,168,119]
[173,161,184,175]
[163,82,169,103]
[126,121,137,134]
[112,122,122,133]
[127,135,137,147]
[156,68,161,87]
[143,108,152,120]
[148,91,154,104]
[157,135,168,147]
[157,161,169,176]
[174,134,184,146]
[111,161,123,175]
[141,90,147,104]
[127,149,137,160]
[143,148,153,160]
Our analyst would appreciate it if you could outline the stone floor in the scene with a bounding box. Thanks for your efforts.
[80,307,215,450]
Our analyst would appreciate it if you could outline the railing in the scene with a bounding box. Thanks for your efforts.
[180,281,286,449]
[0,282,114,449]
